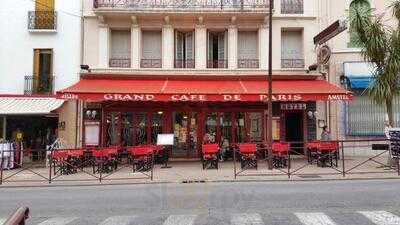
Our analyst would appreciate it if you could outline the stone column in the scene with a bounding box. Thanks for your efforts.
[98,20,110,69]
[228,25,238,70]
[162,22,174,69]
[195,24,207,69]
[258,24,269,70]
[131,16,141,69]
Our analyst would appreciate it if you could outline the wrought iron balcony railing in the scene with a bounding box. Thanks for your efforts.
[24,75,55,95]
[281,0,303,14]
[174,59,195,68]
[140,59,162,68]
[28,11,57,30]
[109,57,131,68]
[238,59,259,68]
[93,0,270,10]
[207,60,228,69]
[281,59,305,69]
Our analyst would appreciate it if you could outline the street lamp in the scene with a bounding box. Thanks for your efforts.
[267,0,273,169]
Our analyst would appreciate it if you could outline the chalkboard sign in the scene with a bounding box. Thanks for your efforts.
[389,128,400,158]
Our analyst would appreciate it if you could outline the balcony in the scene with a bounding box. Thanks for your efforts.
[281,59,305,69]
[24,75,55,95]
[207,60,228,69]
[281,0,303,14]
[109,57,131,68]
[140,59,162,68]
[238,59,259,68]
[28,11,57,31]
[93,0,270,12]
[174,59,195,68]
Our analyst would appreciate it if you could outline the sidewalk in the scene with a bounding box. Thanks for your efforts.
[1,156,399,187]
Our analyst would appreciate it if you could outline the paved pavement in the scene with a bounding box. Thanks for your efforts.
[1,179,400,224]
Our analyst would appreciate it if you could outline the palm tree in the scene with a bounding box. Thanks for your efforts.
[349,0,400,127]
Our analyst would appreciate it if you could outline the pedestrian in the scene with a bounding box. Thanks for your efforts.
[219,136,229,161]
[321,126,331,141]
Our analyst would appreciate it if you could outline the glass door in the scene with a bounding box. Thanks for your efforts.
[172,112,198,158]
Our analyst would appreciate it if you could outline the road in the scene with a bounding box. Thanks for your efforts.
[0,179,400,225]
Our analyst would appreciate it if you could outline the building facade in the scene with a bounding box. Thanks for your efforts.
[0,0,81,148]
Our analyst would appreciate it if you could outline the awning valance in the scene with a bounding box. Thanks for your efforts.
[0,97,65,115]
[57,77,352,102]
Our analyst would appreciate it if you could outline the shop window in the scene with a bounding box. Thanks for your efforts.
[272,117,281,141]
[121,113,133,146]
[249,113,262,142]
[136,112,147,145]
[151,112,163,144]
[189,113,198,152]
[220,113,232,143]
[236,113,246,143]
[205,113,217,143]
[106,112,119,146]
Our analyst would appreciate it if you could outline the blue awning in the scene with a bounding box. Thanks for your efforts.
[348,76,373,89]
[344,62,374,89]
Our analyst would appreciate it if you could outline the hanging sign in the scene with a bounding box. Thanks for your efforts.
[280,103,307,110]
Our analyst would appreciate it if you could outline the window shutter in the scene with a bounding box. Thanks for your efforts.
[281,31,302,60]
[185,32,194,60]
[142,31,162,59]
[111,30,131,59]
[218,32,225,60]
[208,31,213,61]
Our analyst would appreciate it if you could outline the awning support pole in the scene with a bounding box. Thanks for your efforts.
[267,0,274,170]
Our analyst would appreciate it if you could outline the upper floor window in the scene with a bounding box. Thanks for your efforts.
[207,31,228,69]
[175,31,195,68]
[281,30,304,69]
[25,49,54,95]
[141,30,162,68]
[28,0,57,30]
[281,0,303,14]
[238,31,259,68]
[110,30,131,68]
[348,0,370,48]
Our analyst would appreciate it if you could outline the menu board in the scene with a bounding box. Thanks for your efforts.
[85,121,100,146]
[157,134,174,145]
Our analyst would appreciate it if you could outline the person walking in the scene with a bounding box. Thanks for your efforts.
[321,126,331,141]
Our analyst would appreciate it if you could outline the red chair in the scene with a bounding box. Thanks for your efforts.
[51,150,69,175]
[201,144,219,169]
[272,142,289,168]
[318,141,339,167]
[91,148,114,174]
[127,146,154,172]
[305,141,320,163]
[238,143,258,169]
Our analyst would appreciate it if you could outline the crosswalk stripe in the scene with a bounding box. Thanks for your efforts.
[37,217,78,225]
[98,216,136,225]
[359,211,400,225]
[295,212,337,225]
[231,213,264,225]
[163,215,197,225]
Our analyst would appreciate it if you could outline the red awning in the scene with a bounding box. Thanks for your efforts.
[57,77,352,102]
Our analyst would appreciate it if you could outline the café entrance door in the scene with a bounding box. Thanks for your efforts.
[172,112,199,158]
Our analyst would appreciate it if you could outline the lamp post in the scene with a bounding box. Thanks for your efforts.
[267,0,273,169]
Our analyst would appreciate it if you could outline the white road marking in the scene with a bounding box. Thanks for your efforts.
[359,211,400,225]
[37,217,78,225]
[295,212,337,225]
[0,218,6,225]
[98,216,136,225]
[163,214,197,225]
[231,213,264,225]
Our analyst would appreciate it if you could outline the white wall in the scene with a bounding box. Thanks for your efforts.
[0,0,81,94]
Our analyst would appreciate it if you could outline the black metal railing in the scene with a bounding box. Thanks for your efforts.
[207,59,228,68]
[281,0,303,14]
[28,11,57,30]
[174,59,195,68]
[109,57,131,68]
[281,59,305,68]
[94,0,270,10]
[140,59,162,68]
[24,75,55,95]
[238,59,259,68]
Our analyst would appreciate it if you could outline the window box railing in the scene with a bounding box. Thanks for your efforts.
[93,0,270,10]
[24,75,55,95]
[281,0,303,14]
[109,57,131,68]
[174,59,195,68]
[140,59,162,68]
[238,59,259,68]
[28,11,57,30]
[207,60,228,69]
[281,59,305,69]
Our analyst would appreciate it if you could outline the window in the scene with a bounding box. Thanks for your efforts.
[110,30,131,68]
[281,30,304,68]
[281,0,304,14]
[0,117,5,140]
[141,31,162,68]
[175,31,195,68]
[26,49,53,94]
[207,31,228,68]
[238,31,259,68]
[29,0,56,30]
[348,0,370,48]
